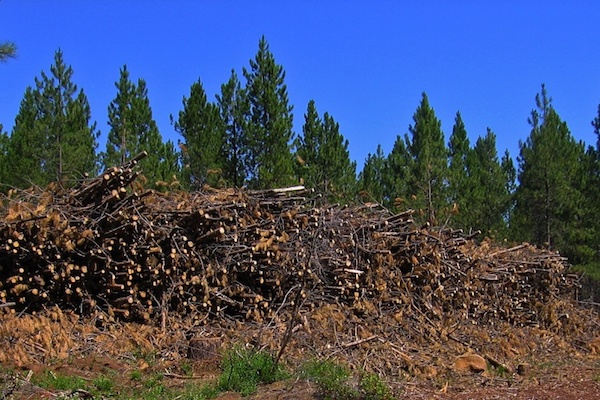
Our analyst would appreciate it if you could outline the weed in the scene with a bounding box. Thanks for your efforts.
[302,359,359,400]
[93,374,114,393]
[178,382,220,400]
[360,372,393,400]
[488,364,510,378]
[132,347,158,365]
[143,372,164,389]
[180,360,194,376]
[33,371,87,391]
[218,345,289,396]
[129,369,143,381]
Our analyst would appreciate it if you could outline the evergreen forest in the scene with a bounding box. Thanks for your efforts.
[2,38,600,279]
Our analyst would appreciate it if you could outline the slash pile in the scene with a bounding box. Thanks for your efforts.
[0,153,581,334]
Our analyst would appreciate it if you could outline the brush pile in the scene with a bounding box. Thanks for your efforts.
[0,153,581,334]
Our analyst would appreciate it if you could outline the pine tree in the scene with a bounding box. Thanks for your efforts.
[174,79,224,189]
[358,145,387,204]
[0,124,9,190]
[447,112,471,229]
[3,88,44,187]
[5,50,99,187]
[243,36,295,188]
[575,103,600,270]
[500,150,517,231]
[295,100,321,186]
[384,135,411,210]
[216,70,250,187]
[0,41,17,63]
[295,100,356,202]
[103,65,178,188]
[513,85,586,261]
[405,93,448,224]
[466,129,512,237]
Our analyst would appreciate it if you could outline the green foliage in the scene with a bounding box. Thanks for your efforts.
[129,369,143,381]
[358,145,387,204]
[447,112,471,229]
[295,100,357,202]
[103,65,179,188]
[0,41,17,63]
[405,93,448,224]
[34,371,87,391]
[217,69,250,187]
[465,129,513,238]
[513,84,587,262]
[302,359,359,400]
[243,36,296,188]
[4,49,99,188]
[383,134,411,209]
[175,79,225,189]
[218,346,288,396]
[360,372,394,400]
[93,374,114,393]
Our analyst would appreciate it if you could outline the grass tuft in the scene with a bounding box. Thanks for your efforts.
[218,345,289,396]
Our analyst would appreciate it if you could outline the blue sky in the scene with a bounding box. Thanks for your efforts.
[2,2,600,169]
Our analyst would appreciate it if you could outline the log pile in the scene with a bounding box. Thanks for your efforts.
[0,153,580,333]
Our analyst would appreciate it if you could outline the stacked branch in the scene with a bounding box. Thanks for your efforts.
[0,154,580,334]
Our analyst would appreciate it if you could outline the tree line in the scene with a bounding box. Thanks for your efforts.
[1,37,600,275]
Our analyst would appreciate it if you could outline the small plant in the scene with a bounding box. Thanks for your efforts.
[488,364,510,378]
[133,347,158,366]
[93,374,114,393]
[178,382,220,400]
[129,369,143,381]
[34,371,87,391]
[180,360,194,377]
[302,359,359,400]
[360,372,393,400]
[218,345,288,396]
[143,372,164,389]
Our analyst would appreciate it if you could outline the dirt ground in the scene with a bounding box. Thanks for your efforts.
[0,306,598,400]
[3,354,599,399]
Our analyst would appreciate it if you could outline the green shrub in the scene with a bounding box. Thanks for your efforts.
[218,346,288,396]
[302,359,359,400]
[360,372,393,400]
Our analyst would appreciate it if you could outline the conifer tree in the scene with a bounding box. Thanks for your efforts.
[5,50,99,187]
[0,41,17,63]
[575,103,600,270]
[295,100,356,202]
[295,100,321,185]
[3,88,44,187]
[466,129,512,237]
[216,70,250,187]
[384,135,411,209]
[104,65,179,188]
[174,79,224,189]
[243,36,295,188]
[0,124,9,190]
[358,145,387,204]
[500,150,517,228]
[405,93,448,223]
[513,85,586,261]
[447,112,471,229]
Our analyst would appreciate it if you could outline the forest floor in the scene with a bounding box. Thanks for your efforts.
[0,305,598,400]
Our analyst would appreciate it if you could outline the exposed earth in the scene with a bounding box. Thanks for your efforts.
[0,305,598,399]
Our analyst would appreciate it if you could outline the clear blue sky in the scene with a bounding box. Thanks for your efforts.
[2,2,600,169]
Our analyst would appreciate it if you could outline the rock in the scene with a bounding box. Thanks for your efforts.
[453,354,487,374]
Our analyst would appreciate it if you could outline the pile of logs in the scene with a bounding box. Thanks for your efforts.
[0,153,580,331]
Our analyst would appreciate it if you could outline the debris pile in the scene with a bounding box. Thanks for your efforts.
[0,153,581,335]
